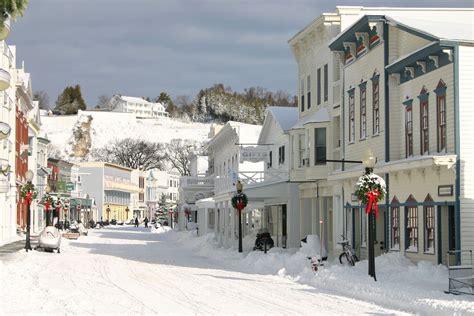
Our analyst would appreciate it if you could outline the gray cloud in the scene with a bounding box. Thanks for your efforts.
[8,0,473,106]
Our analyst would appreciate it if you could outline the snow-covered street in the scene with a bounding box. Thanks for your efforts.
[1,227,473,315]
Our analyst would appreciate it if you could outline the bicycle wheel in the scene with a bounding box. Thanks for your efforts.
[339,252,353,265]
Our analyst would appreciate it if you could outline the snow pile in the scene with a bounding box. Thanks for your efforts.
[174,232,474,315]
[41,110,212,160]
[151,225,172,234]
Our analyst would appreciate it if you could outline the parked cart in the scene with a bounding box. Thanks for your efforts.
[445,250,473,295]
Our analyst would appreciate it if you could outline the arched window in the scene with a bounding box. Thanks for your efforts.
[424,195,435,253]
[405,195,418,252]
[390,196,400,249]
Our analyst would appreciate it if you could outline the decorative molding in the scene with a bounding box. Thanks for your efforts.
[428,55,439,68]
[334,51,345,64]
[343,42,356,63]
[416,61,426,73]
[368,22,382,46]
[442,48,453,62]
[355,32,369,55]
[390,73,400,85]
[404,66,415,79]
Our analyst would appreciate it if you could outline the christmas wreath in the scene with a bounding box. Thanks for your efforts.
[231,192,248,211]
[20,182,37,204]
[354,172,386,218]
[41,195,54,211]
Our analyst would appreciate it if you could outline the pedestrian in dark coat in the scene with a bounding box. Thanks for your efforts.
[135,218,139,227]
[144,217,149,228]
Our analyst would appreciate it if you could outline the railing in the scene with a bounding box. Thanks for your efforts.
[104,175,136,192]
[214,170,289,195]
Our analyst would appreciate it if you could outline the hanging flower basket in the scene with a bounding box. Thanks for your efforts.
[355,172,386,218]
[20,182,37,204]
[231,192,248,211]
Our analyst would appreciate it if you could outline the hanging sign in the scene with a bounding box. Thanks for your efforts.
[240,146,269,163]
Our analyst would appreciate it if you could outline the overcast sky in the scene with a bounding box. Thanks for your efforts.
[8,0,474,107]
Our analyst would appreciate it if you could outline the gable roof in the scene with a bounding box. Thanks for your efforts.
[290,107,330,130]
[267,107,299,132]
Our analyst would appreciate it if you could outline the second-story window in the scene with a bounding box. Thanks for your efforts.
[360,82,367,139]
[298,134,305,167]
[307,75,311,109]
[420,100,429,154]
[405,104,413,157]
[300,79,305,112]
[371,74,380,134]
[435,79,447,152]
[278,146,285,165]
[268,151,272,168]
[314,128,326,165]
[317,68,321,105]
[348,89,355,143]
[324,64,328,102]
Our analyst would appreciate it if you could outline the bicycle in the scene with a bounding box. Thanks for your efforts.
[338,236,359,266]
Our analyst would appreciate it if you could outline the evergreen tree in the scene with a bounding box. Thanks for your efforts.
[54,84,87,115]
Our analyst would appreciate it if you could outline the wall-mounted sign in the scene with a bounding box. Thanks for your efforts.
[438,185,453,197]
[240,146,269,163]
[0,176,8,193]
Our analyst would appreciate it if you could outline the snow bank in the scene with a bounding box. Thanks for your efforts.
[172,231,474,315]
[151,225,172,234]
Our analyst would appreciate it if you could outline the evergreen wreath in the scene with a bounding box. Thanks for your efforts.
[231,192,248,210]
[41,195,54,206]
[20,182,37,200]
[354,173,386,204]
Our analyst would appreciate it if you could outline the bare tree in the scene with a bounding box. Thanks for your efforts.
[33,90,50,110]
[92,138,166,170]
[165,139,202,176]
[95,95,111,109]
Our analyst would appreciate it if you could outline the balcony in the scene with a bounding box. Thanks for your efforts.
[0,121,11,139]
[0,18,10,41]
[214,170,289,195]
[104,175,137,193]
[0,68,10,91]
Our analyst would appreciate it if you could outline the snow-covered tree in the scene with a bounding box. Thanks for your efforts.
[165,139,202,176]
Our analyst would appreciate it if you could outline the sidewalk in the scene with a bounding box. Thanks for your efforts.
[0,235,39,260]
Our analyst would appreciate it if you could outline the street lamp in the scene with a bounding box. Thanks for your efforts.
[232,180,247,253]
[106,205,111,221]
[125,206,129,221]
[24,169,34,252]
[362,148,377,281]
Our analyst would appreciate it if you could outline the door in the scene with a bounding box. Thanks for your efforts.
[282,204,287,248]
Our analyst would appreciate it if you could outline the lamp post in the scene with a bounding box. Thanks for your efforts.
[235,181,244,253]
[45,185,51,226]
[125,206,129,221]
[362,149,377,281]
[24,169,34,252]
[106,205,111,221]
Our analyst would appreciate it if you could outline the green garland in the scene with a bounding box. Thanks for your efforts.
[20,182,37,200]
[231,192,248,209]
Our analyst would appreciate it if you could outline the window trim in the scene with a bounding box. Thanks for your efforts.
[404,99,413,158]
[371,74,380,135]
[307,75,311,109]
[424,204,435,254]
[405,196,419,253]
[359,82,367,140]
[314,128,326,165]
[391,203,400,250]
[348,89,355,143]
[418,89,429,155]
[317,68,321,105]
[323,64,328,102]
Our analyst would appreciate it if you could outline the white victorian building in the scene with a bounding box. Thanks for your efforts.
[109,95,168,118]
[328,7,474,265]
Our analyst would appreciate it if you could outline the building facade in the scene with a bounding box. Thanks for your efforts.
[109,95,169,119]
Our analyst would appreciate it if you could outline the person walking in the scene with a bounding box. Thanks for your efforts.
[135,217,139,227]
[144,217,149,228]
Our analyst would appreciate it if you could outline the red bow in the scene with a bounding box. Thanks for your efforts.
[25,191,33,205]
[366,190,380,218]
[236,199,245,211]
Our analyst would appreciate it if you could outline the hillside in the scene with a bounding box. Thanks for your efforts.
[41,110,212,161]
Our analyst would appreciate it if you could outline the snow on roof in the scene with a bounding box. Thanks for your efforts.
[290,107,330,130]
[227,121,262,144]
[120,96,151,104]
[384,11,474,42]
[266,107,299,132]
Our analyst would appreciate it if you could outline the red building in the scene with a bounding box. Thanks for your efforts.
[15,102,29,229]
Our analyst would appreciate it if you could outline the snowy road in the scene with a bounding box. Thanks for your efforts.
[0,226,409,315]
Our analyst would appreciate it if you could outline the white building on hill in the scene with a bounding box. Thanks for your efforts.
[109,95,168,118]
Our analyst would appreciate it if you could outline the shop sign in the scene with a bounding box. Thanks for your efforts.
[438,185,453,197]
[240,146,269,163]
